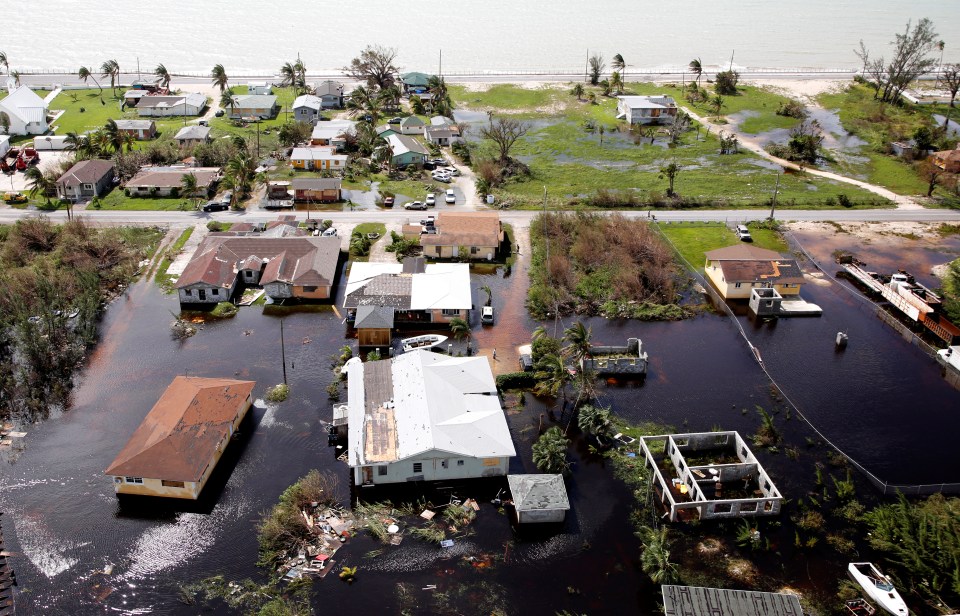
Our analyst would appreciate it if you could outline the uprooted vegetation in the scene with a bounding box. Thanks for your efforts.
[527,212,688,320]
[0,218,162,423]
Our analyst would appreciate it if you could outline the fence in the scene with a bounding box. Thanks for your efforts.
[653,220,960,496]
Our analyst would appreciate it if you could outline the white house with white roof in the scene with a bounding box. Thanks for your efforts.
[346,350,516,486]
[0,86,48,135]
[309,120,355,150]
[616,95,678,125]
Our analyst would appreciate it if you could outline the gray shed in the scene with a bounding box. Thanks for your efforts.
[508,474,569,524]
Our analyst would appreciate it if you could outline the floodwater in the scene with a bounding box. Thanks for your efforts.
[2,227,960,614]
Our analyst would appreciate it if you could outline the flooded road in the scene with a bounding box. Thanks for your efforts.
[1,224,959,614]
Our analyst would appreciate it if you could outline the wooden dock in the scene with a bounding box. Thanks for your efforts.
[0,513,16,616]
[663,585,802,616]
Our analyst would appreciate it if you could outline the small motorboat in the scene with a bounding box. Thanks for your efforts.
[848,563,908,616]
[846,598,877,616]
[401,334,448,352]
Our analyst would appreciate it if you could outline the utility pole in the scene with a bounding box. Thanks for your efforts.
[542,186,549,272]
[585,49,589,83]
[439,49,442,77]
[280,318,287,384]
[769,173,780,220]
[729,50,735,72]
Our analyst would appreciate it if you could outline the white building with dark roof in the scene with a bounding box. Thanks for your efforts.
[346,350,516,486]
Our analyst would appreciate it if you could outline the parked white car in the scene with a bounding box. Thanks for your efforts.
[431,171,452,183]
[443,166,461,176]
[445,189,456,204]
[425,193,436,206]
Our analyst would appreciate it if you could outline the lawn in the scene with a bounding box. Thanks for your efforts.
[155,226,195,290]
[684,84,803,134]
[48,89,202,139]
[657,221,789,271]
[207,85,302,157]
[350,222,387,262]
[97,189,200,211]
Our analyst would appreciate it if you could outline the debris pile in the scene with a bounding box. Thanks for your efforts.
[280,503,357,581]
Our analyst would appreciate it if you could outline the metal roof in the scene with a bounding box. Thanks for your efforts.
[293,94,323,111]
[343,262,471,310]
[347,351,516,467]
[354,305,395,329]
[661,586,803,616]
[174,125,211,140]
[114,120,155,130]
[617,94,677,109]
[386,133,429,157]
[232,94,278,108]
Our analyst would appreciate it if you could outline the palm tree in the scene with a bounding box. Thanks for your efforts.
[570,83,585,101]
[562,321,592,364]
[578,404,612,439]
[689,58,703,87]
[533,352,572,403]
[210,63,229,93]
[24,167,54,203]
[223,151,260,206]
[937,40,946,83]
[659,161,681,197]
[346,85,381,123]
[10,71,20,88]
[220,88,237,118]
[103,119,125,154]
[0,51,8,75]
[153,63,171,89]
[532,427,571,474]
[712,94,725,119]
[100,60,120,95]
[78,66,102,94]
[0,112,11,135]
[449,317,470,341]
[610,71,624,95]
[612,53,626,73]
[480,285,492,306]
[180,172,198,197]
[637,526,679,584]
[64,132,91,158]
[377,84,402,111]
[279,61,297,90]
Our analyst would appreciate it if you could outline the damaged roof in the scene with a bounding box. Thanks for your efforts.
[104,377,255,482]
[508,474,570,512]
[343,262,471,310]
[705,245,804,285]
[347,350,516,467]
[419,212,503,248]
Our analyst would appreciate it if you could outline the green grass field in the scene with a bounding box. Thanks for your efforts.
[48,89,205,139]
[685,84,802,133]
[96,190,200,211]
[658,221,789,270]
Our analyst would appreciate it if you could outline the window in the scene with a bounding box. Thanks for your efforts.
[734,282,742,288]
[161,480,185,488]
[124,477,143,484]
[378,466,388,476]
[413,462,423,473]
[83,183,94,190]
[211,289,219,296]
[303,285,317,292]
[442,308,460,317]
[184,289,192,296]
[441,459,449,469]
[457,460,464,466]
[245,271,253,279]
[470,246,479,255]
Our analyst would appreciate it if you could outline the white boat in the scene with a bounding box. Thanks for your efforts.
[848,563,908,616]
[401,334,447,352]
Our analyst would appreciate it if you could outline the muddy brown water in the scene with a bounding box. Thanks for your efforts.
[1,230,959,614]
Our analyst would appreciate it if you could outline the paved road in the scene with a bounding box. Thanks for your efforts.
[2,207,958,228]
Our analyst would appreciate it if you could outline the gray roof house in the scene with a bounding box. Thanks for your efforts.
[424,124,462,146]
[314,80,344,109]
[56,159,116,201]
[174,125,212,146]
[293,95,324,125]
[114,119,157,140]
[346,350,516,486]
[616,95,678,125]
[385,134,429,167]
[229,94,279,120]
[137,93,207,117]
[507,474,570,524]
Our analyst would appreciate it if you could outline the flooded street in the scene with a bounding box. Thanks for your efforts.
[2,223,960,614]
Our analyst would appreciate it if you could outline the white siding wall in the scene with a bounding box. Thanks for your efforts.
[354,450,509,485]
[264,282,292,299]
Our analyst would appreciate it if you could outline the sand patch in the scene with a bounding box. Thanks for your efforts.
[744,79,848,102]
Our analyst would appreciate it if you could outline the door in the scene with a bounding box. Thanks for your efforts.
[362,466,373,484]
[198,289,206,301]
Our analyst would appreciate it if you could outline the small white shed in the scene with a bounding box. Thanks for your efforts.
[508,474,570,524]
[0,135,9,158]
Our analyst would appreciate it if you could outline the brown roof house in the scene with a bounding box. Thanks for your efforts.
[56,159,115,201]
[175,236,341,306]
[125,166,221,197]
[412,212,504,260]
[104,376,255,499]
[931,145,960,173]
[291,178,342,203]
[704,244,805,300]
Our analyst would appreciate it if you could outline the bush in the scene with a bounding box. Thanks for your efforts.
[266,383,289,402]
[775,100,807,119]
[210,301,238,318]
[206,221,224,232]
[496,371,537,389]
[714,70,740,95]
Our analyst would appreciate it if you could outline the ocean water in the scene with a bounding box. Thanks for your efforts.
[5,0,960,75]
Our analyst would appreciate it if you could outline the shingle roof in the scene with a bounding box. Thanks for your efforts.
[704,244,784,261]
[114,120,155,130]
[136,93,206,109]
[705,245,804,285]
[233,94,278,109]
[354,305,395,329]
[347,350,516,466]
[419,212,502,248]
[104,377,255,482]
[290,178,342,190]
[343,262,471,310]
[400,72,433,87]
[508,474,570,512]
[400,115,424,127]
[617,95,677,110]
[315,80,344,97]
[176,236,340,289]
[57,159,115,188]
[293,94,323,111]
[175,125,211,141]
[386,133,429,157]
